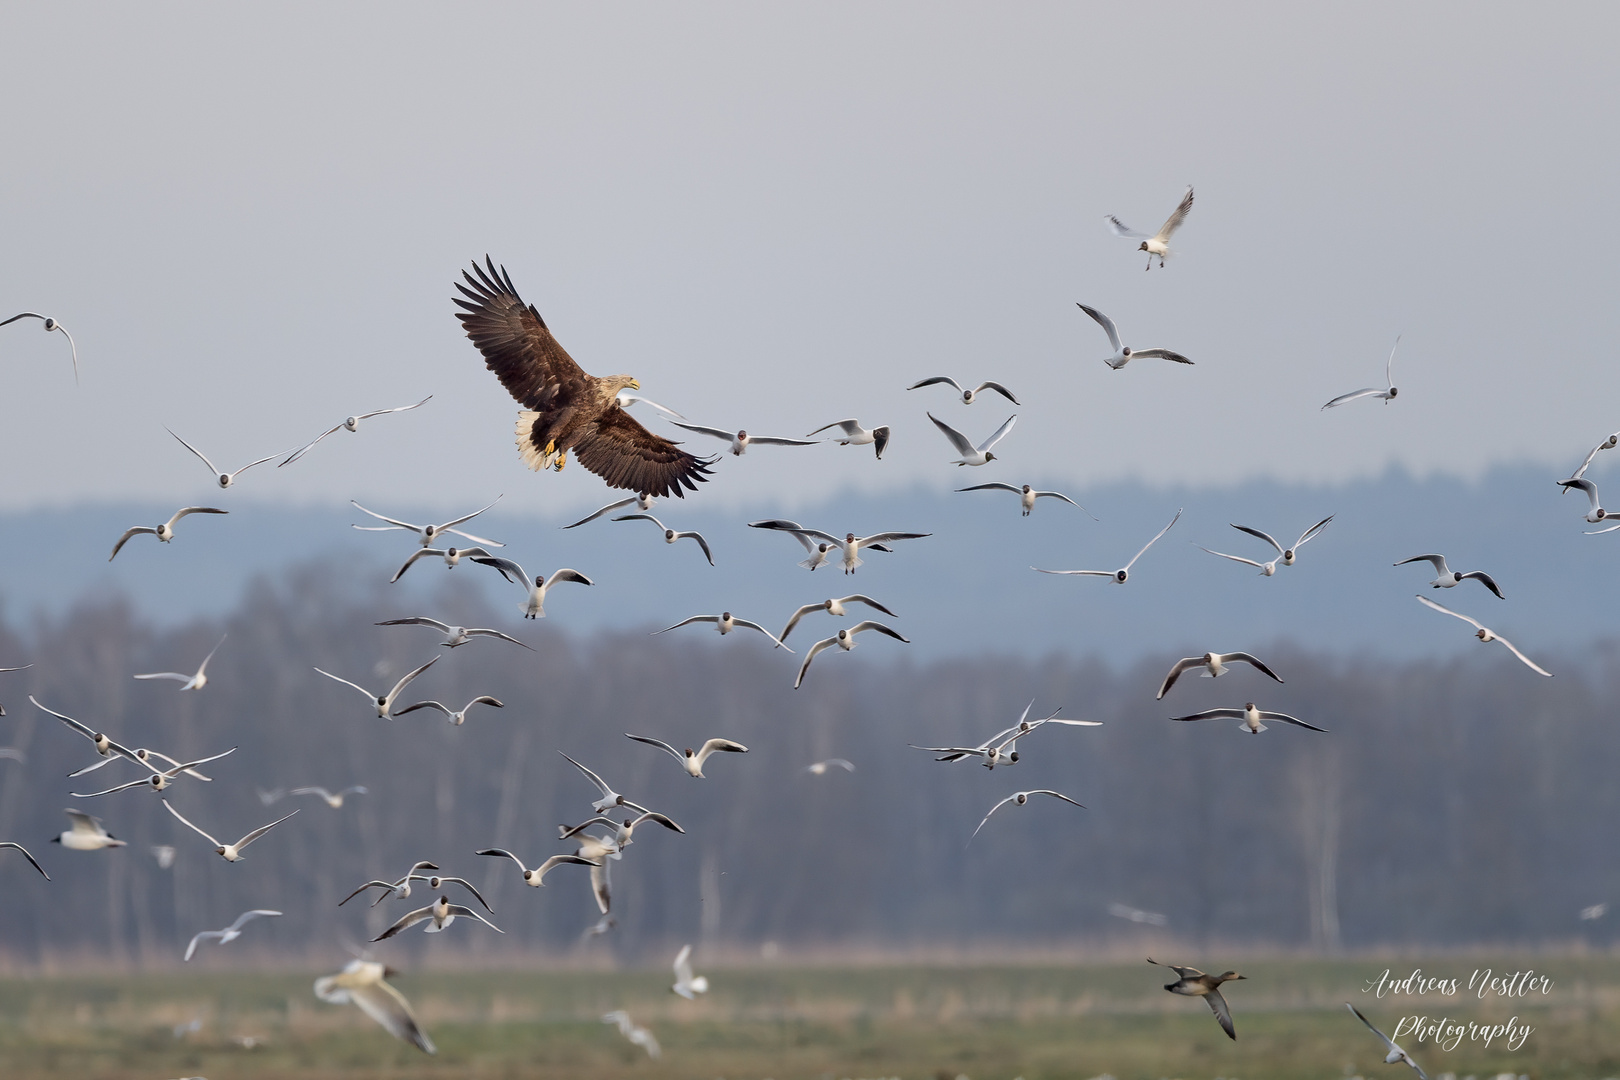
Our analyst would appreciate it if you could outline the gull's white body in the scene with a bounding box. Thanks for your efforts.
[134,635,226,691]
[806,419,890,459]
[472,557,592,619]
[314,959,436,1054]
[1076,304,1192,368]
[794,621,909,689]
[1156,652,1283,700]
[672,943,709,999]
[626,733,748,778]
[314,656,439,718]
[928,412,1016,466]
[162,799,299,861]
[1322,338,1400,409]
[108,506,229,561]
[655,611,791,649]
[1104,185,1194,269]
[1415,595,1553,676]
[668,421,819,455]
[53,808,126,851]
[281,395,432,466]
[351,496,504,549]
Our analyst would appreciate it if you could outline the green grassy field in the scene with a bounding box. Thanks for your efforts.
[1,956,1614,1080]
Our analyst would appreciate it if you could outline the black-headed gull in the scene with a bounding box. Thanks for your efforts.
[184,909,282,961]
[390,546,497,583]
[471,557,592,619]
[778,595,896,645]
[971,789,1085,840]
[1322,338,1400,409]
[166,430,281,490]
[559,811,685,851]
[1105,185,1194,270]
[913,702,1101,768]
[374,617,531,650]
[1229,515,1333,566]
[1558,477,1619,525]
[280,395,432,466]
[372,895,502,940]
[805,419,890,459]
[805,758,856,775]
[108,507,228,561]
[654,612,791,649]
[956,482,1092,518]
[351,497,504,548]
[793,621,909,689]
[338,860,439,906]
[1156,652,1283,700]
[626,733,748,778]
[475,849,598,887]
[1,312,78,380]
[748,520,930,575]
[1415,595,1552,676]
[928,411,1016,466]
[1076,304,1192,369]
[748,519,892,571]
[33,694,141,771]
[314,656,439,718]
[162,799,299,862]
[612,513,714,566]
[71,746,237,797]
[393,695,504,726]
[668,420,819,455]
[1,841,49,879]
[314,958,435,1054]
[1034,508,1181,584]
[1148,958,1244,1040]
[52,808,125,851]
[672,943,709,999]
[288,785,368,809]
[560,752,654,815]
[1568,432,1620,484]
[1347,1003,1430,1080]
[1395,554,1503,598]
[134,635,227,691]
[907,377,1019,405]
[563,493,656,529]
[1170,703,1326,734]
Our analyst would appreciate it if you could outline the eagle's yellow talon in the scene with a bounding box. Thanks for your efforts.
[543,439,556,456]
[554,453,567,472]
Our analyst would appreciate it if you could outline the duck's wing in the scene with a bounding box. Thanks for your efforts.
[1205,986,1237,1040]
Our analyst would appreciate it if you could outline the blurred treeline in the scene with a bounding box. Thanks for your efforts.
[0,563,1615,971]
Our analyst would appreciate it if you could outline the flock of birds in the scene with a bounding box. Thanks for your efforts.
[0,184,1598,1075]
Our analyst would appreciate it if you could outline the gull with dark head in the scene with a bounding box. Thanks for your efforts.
[1170,703,1326,734]
[560,752,654,815]
[1395,554,1504,598]
[928,412,1016,466]
[748,520,929,575]
[612,512,714,566]
[668,420,820,456]
[1322,338,1400,408]
[52,808,125,851]
[1156,652,1283,700]
[1415,595,1552,676]
[351,496,504,548]
[806,419,890,459]
[1347,1003,1431,1080]
[184,909,282,961]
[475,849,598,887]
[471,556,592,619]
[338,861,440,907]
[1568,431,1620,485]
[71,746,237,797]
[654,612,791,649]
[913,701,1101,769]
[1076,304,1192,369]
[1034,508,1181,584]
[109,507,228,561]
[626,733,748,778]
[1148,958,1245,1040]
[615,391,685,420]
[794,622,909,689]
[374,617,530,650]
[1,312,78,380]
[1105,185,1194,270]
[388,545,496,583]
[563,493,656,529]
[778,595,896,646]
[135,635,227,691]
[162,799,299,862]
[559,811,684,852]
[971,789,1085,840]
[749,519,893,571]
[372,895,503,941]
[956,482,1092,518]
[907,376,1019,405]
[280,395,432,466]
[393,695,504,726]
[1559,477,1620,526]
[167,430,281,489]
[1229,515,1333,566]
[314,656,439,718]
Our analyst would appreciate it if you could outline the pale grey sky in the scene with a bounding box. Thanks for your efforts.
[2,3,1616,516]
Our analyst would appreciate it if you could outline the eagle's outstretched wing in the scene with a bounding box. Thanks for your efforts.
[573,408,714,498]
[454,256,586,411]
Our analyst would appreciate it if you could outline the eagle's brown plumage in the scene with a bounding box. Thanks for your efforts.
[454,258,712,498]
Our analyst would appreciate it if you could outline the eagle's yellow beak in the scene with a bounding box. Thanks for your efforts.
[628,378,641,390]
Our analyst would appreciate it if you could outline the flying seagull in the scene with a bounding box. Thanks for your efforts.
[314,959,435,1054]
[162,799,299,862]
[654,612,792,650]
[52,808,125,851]
[1395,554,1504,598]
[672,943,709,999]
[748,521,931,575]
[1148,958,1245,1040]
[907,377,1019,405]
[167,430,280,489]
[1415,595,1552,677]
[70,746,237,797]
[1156,652,1283,700]
[134,635,227,691]
[1170,702,1327,734]
[280,395,432,466]
[1198,545,1281,576]
[470,556,592,619]
[914,702,1101,769]
[475,849,599,887]
[184,909,282,961]
[793,622,909,689]
[1229,515,1333,566]
[806,758,856,775]
[956,482,1092,518]
[1347,1003,1431,1080]
[1105,185,1194,270]
[373,896,503,941]
[615,391,686,420]
[625,733,748,778]
[351,497,505,549]
[389,545,496,583]
[1558,477,1620,525]
[392,695,504,726]
[611,513,715,566]
[1076,304,1192,369]
[108,507,228,561]
[971,789,1085,840]
[667,420,820,456]
[1567,431,1620,484]
[748,519,899,572]
[778,594,896,645]
[562,493,656,529]
[1,312,78,381]
[374,617,531,650]
[337,861,440,907]
[1034,508,1181,584]
[928,411,1016,466]
[559,752,654,815]
[805,419,890,459]
[455,257,713,496]
[314,656,439,718]
[288,785,369,809]
[1322,337,1401,409]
